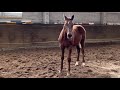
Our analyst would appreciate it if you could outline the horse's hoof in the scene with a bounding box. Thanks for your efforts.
[81,63,85,67]
[67,72,70,76]
[58,70,62,74]
[75,61,79,66]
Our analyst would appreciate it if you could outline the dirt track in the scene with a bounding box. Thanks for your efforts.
[0,44,120,78]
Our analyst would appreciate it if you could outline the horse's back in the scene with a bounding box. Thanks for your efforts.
[73,25,86,34]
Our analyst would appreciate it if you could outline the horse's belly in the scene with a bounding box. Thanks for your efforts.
[72,35,82,45]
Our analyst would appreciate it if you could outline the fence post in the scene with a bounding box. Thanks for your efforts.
[43,12,49,24]
[100,12,106,24]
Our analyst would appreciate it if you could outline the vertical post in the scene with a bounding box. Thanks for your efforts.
[43,12,49,24]
[100,12,106,25]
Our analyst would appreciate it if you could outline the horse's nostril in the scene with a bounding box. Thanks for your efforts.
[68,34,72,38]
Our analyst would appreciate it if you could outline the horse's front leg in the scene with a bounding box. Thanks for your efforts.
[59,46,65,74]
[75,45,80,66]
[67,47,72,76]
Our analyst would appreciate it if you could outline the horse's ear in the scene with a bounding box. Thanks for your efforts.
[71,15,74,20]
[64,15,68,20]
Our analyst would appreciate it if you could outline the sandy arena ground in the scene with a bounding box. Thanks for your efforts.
[0,44,120,78]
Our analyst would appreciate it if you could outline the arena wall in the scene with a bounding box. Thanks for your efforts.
[0,24,120,48]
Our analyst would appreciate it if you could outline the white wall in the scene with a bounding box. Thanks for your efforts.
[1,12,120,24]
[22,12,43,23]
[49,12,101,24]
[105,12,120,23]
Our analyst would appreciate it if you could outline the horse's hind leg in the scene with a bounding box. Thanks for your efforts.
[75,45,80,66]
[81,38,85,67]
[59,46,65,74]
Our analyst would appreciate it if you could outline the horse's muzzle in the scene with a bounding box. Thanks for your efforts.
[68,34,72,38]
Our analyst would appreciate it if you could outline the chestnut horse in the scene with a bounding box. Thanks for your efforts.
[58,15,86,76]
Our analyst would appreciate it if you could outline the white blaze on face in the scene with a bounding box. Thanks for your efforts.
[67,27,72,39]
[66,24,72,39]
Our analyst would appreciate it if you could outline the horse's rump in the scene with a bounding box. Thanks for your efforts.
[73,25,86,35]
[72,25,86,45]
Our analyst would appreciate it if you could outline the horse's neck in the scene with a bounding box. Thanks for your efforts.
[58,28,66,42]
[62,28,67,40]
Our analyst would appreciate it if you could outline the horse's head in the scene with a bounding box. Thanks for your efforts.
[63,15,74,40]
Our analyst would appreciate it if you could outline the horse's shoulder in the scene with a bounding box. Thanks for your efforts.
[58,28,66,42]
